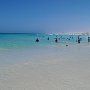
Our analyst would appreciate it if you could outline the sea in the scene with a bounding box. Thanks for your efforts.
[0,33,90,90]
[0,33,89,49]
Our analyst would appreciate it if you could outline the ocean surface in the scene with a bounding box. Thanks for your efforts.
[0,33,90,90]
[0,33,89,49]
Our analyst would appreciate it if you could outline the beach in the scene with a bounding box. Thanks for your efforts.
[0,43,90,90]
[1,0,90,89]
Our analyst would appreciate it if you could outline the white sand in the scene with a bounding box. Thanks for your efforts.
[0,45,90,90]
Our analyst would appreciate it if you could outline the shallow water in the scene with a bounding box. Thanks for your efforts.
[0,33,89,49]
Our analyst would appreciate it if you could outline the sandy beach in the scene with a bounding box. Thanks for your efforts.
[1,0,90,89]
[0,45,90,90]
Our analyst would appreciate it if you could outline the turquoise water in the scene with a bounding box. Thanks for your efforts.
[0,33,89,50]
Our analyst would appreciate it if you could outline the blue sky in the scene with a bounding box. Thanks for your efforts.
[0,0,90,33]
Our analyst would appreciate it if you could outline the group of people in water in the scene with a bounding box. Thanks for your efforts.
[35,35,90,45]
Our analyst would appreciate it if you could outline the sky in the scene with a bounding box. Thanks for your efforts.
[0,0,90,33]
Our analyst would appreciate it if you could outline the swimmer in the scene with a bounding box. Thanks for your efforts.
[55,38,58,43]
[47,37,49,40]
[36,38,39,42]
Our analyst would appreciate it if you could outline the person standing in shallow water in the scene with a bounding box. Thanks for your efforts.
[47,37,49,40]
[88,37,90,42]
[77,35,81,44]
[55,38,58,43]
[54,35,58,43]
[36,38,39,42]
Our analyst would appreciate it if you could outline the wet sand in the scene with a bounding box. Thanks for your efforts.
[0,45,90,90]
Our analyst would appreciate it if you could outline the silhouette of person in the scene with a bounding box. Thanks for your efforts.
[88,37,90,42]
[77,35,81,44]
[47,37,49,40]
[55,38,58,43]
[36,38,39,42]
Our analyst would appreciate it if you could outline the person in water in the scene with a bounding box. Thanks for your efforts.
[36,38,39,42]
[55,38,58,43]
[54,36,58,43]
[78,39,80,43]
[47,37,49,40]
[88,37,90,42]
[77,36,81,43]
